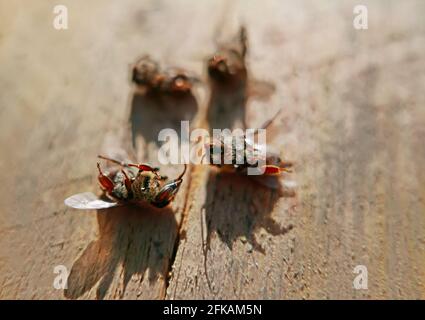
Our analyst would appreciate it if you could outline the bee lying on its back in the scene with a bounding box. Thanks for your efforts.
[110,169,160,203]
[203,109,295,191]
[64,155,187,210]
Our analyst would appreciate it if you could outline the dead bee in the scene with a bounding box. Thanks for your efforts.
[64,155,187,210]
[205,138,292,175]
[132,56,198,95]
[132,56,160,89]
[203,110,294,189]
[207,26,248,85]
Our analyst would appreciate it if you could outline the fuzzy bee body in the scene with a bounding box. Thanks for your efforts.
[111,171,130,200]
[130,171,161,203]
[104,169,161,203]
[207,136,275,172]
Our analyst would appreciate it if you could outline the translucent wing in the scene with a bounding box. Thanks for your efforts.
[64,192,119,210]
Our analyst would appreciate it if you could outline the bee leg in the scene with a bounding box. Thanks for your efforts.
[128,163,160,176]
[280,161,293,173]
[151,179,183,208]
[120,169,132,193]
[97,163,115,193]
[151,165,187,208]
[98,155,129,167]
[97,155,159,175]
[262,165,282,175]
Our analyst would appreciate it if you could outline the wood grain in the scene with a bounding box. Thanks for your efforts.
[0,0,424,299]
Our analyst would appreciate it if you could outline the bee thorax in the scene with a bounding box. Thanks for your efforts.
[131,172,160,202]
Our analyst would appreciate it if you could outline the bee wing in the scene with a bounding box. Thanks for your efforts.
[64,192,119,210]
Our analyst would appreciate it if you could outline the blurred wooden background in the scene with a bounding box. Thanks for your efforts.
[0,0,424,299]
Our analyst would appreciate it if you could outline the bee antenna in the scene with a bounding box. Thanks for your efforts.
[176,164,187,181]
[260,108,283,131]
[200,153,207,165]
[98,155,126,167]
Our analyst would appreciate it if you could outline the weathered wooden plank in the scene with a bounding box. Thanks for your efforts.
[0,0,216,299]
[0,0,424,300]
[166,0,425,299]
